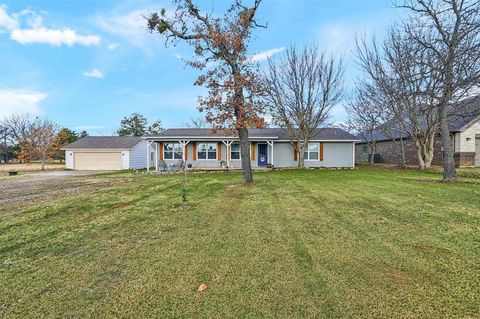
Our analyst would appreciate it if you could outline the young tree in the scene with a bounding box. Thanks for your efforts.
[397,0,480,180]
[263,44,344,167]
[117,113,148,136]
[49,128,79,162]
[146,0,266,183]
[147,119,165,135]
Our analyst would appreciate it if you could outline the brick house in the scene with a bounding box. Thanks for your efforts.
[355,101,480,167]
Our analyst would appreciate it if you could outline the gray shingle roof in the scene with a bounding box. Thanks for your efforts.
[149,127,358,141]
[62,136,143,149]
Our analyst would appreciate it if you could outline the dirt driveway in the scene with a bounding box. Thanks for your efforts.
[0,171,122,213]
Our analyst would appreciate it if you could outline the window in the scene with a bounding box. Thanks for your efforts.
[230,143,241,160]
[362,145,368,154]
[197,143,217,160]
[304,143,319,160]
[164,143,183,160]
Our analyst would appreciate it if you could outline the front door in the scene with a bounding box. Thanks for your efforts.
[258,144,268,166]
[475,138,480,167]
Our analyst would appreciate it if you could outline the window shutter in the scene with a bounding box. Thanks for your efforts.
[217,142,222,160]
[251,143,255,160]
[185,143,188,161]
[320,142,324,161]
[293,142,298,161]
[193,143,197,160]
[159,142,164,160]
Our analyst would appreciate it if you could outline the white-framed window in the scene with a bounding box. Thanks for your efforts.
[230,143,241,160]
[304,143,319,160]
[197,143,217,160]
[164,143,183,160]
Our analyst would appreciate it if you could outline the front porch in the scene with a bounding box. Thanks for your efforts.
[145,138,277,172]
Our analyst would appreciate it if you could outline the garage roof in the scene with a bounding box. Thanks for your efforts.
[62,136,143,149]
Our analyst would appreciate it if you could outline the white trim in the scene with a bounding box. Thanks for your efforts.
[304,142,320,161]
[196,142,219,161]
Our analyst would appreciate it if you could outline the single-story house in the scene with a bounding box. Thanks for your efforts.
[63,128,359,171]
[355,115,480,167]
[62,136,151,170]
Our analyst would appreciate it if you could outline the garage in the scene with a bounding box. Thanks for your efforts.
[62,136,154,171]
[74,152,123,170]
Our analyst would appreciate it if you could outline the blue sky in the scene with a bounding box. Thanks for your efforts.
[0,0,402,135]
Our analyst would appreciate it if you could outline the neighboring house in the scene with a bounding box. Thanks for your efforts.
[355,115,480,167]
[62,136,154,170]
[63,128,358,171]
[144,128,358,171]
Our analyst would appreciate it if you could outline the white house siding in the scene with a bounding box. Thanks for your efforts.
[65,151,74,169]
[122,151,130,169]
[130,140,154,169]
[457,121,480,153]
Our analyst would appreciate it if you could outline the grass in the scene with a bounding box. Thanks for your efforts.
[0,168,479,318]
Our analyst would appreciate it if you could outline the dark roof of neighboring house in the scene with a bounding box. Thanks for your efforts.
[358,96,480,144]
[62,136,143,149]
[148,127,358,141]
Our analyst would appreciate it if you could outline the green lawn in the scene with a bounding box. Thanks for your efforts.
[1,168,479,318]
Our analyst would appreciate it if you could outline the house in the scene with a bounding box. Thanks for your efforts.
[63,127,359,171]
[144,128,358,171]
[355,115,480,167]
[62,136,152,170]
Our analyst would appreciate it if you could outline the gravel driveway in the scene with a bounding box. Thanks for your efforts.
[0,171,120,213]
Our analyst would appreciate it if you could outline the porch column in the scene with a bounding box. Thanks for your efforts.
[179,140,190,162]
[147,140,153,172]
[267,140,274,166]
[222,140,233,168]
[155,142,159,171]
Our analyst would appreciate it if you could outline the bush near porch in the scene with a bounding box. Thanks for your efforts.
[0,168,478,318]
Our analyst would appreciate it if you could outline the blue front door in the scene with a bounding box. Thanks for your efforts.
[258,144,268,166]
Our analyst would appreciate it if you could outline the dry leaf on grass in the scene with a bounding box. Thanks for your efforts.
[198,283,207,292]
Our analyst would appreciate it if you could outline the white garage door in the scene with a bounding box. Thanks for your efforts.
[74,152,123,170]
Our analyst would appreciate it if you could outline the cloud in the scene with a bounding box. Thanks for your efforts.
[94,9,156,53]
[84,69,105,78]
[1,5,100,47]
[11,28,100,46]
[0,88,47,119]
[0,5,18,31]
[108,42,119,50]
[250,47,286,62]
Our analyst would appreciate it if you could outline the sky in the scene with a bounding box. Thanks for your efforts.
[0,0,403,135]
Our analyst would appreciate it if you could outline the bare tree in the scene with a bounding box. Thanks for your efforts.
[345,84,387,164]
[356,29,441,169]
[397,0,480,180]
[184,117,209,128]
[263,44,344,167]
[146,0,266,184]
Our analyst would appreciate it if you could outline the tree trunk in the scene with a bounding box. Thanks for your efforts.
[399,137,406,167]
[424,134,435,169]
[415,139,426,169]
[238,127,253,184]
[298,142,307,168]
[439,113,457,181]
[369,143,376,164]
[41,158,45,171]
